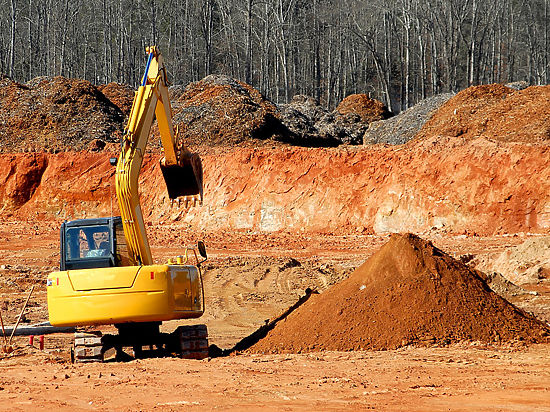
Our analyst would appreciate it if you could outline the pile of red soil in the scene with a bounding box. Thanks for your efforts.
[416,84,550,143]
[336,94,391,123]
[249,233,549,353]
[97,82,135,117]
[0,76,124,152]
[169,74,287,146]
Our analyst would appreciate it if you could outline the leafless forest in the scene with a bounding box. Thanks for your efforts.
[0,0,548,111]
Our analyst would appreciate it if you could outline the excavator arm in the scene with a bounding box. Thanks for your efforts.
[115,46,203,266]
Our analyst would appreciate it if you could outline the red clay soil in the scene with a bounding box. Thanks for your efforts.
[97,82,135,117]
[336,93,391,122]
[249,233,550,353]
[1,139,549,235]
[169,75,286,146]
[416,84,550,143]
[0,76,124,152]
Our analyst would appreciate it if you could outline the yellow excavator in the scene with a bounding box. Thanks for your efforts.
[47,46,208,362]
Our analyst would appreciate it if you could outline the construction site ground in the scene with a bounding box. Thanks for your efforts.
[1,220,549,411]
[1,80,550,410]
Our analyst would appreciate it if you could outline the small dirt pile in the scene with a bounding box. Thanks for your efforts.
[364,93,454,145]
[249,233,549,353]
[0,76,124,152]
[170,74,287,146]
[416,84,550,143]
[97,82,135,117]
[336,94,391,123]
[474,237,550,285]
[280,94,391,145]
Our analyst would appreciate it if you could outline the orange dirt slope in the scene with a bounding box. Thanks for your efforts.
[1,138,549,235]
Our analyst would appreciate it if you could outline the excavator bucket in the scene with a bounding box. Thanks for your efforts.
[160,153,203,201]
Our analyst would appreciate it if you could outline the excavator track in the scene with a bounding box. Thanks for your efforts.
[73,331,104,363]
[72,324,209,363]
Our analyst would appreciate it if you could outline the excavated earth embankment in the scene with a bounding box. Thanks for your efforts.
[248,233,550,353]
[0,138,549,236]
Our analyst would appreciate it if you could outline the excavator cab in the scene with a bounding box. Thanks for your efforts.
[60,217,129,271]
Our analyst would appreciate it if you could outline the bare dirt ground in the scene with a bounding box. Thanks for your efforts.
[1,220,549,410]
[1,81,549,410]
[2,344,550,411]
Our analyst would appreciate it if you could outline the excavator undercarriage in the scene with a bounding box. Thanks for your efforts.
[72,323,208,363]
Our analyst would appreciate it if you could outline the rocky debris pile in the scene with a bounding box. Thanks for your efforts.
[416,84,550,143]
[97,82,135,117]
[481,271,535,299]
[277,95,337,146]
[279,93,391,146]
[169,74,288,146]
[474,237,550,285]
[0,76,124,152]
[364,93,454,145]
[249,233,549,353]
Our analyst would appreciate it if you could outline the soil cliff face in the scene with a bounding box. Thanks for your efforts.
[1,139,549,236]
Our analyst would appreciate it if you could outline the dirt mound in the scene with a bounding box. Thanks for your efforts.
[364,93,454,145]
[0,76,124,152]
[97,82,135,117]
[279,94,391,145]
[249,233,549,353]
[416,84,550,143]
[336,94,391,123]
[170,74,288,146]
[474,236,550,285]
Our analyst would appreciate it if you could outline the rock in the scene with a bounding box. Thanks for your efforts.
[279,94,391,146]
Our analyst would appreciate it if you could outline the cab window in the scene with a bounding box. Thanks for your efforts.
[65,225,111,260]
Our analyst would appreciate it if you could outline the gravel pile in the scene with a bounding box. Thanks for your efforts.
[363,93,454,145]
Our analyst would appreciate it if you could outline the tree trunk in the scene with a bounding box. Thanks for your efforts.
[9,0,17,78]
